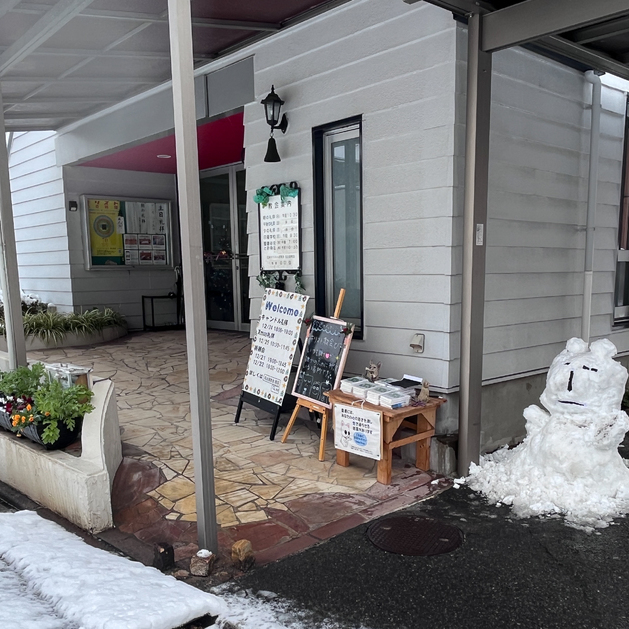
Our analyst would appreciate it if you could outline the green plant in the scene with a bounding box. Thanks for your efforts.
[293,270,305,294]
[0,363,45,399]
[0,307,126,343]
[32,379,94,444]
[257,271,280,289]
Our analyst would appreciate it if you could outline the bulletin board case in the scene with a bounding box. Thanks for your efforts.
[80,195,174,271]
[258,185,301,273]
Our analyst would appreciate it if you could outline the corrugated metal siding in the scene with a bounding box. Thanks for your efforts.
[63,166,179,331]
[8,131,73,309]
[243,0,458,389]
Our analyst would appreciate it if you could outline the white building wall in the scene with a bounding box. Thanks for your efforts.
[63,166,179,330]
[451,26,628,447]
[8,131,73,309]
[243,0,459,390]
[484,47,625,380]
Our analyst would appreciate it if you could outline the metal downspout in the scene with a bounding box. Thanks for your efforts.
[458,13,492,476]
[582,70,602,344]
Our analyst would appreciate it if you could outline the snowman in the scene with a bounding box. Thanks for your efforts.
[467,338,629,529]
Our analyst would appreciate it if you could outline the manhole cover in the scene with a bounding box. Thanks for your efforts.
[367,515,463,556]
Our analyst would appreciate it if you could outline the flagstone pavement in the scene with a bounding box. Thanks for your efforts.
[29,330,449,578]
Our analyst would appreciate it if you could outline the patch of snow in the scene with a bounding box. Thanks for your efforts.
[214,586,373,629]
[467,338,629,532]
[197,549,212,558]
[0,557,76,629]
[0,511,227,629]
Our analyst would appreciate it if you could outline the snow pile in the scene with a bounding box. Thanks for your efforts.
[0,511,227,629]
[467,338,629,531]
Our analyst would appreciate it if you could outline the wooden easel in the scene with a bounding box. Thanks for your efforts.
[281,289,345,461]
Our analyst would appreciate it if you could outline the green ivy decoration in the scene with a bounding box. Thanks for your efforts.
[293,271,305,294]
[256,271,279,289]
[280,184,299,203]
[253,186,274,207]
[254,182,299,207]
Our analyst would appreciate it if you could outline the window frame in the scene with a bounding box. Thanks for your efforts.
[614,96,629,324]
[312,116,364,339]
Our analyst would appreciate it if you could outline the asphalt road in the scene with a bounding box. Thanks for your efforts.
[227,485,629,629]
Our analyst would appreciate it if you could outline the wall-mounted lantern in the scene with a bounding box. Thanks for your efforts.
[261,85,288,162]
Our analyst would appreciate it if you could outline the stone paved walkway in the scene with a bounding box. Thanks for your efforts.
[30,330,448,577]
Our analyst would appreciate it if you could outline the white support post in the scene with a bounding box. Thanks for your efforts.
[167,0,218,552]
[0,87,27,369]
[458,12,492,476]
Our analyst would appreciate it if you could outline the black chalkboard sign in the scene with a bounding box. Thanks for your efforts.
[292,316,353,408]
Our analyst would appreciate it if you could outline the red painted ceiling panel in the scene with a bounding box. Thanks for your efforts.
[80,112,244,174]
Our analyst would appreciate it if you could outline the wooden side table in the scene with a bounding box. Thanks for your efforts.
[326,389,446,485]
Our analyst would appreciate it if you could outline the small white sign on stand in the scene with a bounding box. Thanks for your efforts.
[334,403,382,461]
[243,288,309,406]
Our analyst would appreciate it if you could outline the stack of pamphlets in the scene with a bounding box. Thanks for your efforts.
[340,376,368,394]
[352,381,380,399]
[378,377,399,385]
[365,384,398,405]
[379,389,412,409]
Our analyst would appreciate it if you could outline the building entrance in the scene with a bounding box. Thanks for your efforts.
[200,165,250,331]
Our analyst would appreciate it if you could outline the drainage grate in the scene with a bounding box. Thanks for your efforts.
[367,515,463,556]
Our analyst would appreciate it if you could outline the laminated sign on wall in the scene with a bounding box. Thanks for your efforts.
[258,190,301,272]
[334,403,382,461]
[82,195,172,269]
[243,289,309,405]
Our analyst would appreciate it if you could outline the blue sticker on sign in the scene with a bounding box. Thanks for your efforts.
[353,432,367,447]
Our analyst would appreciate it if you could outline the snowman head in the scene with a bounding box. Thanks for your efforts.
[540,337,628,416]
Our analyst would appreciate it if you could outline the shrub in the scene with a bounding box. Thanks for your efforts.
[0,307,126,342]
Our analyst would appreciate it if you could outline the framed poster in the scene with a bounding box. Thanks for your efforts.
[292,316,353,409]
[258,187,301,272]
[242,289,309,406]
[334,403,382,460]
[81,195,174,270]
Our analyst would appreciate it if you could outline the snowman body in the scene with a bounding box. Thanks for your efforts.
[468,338,629,528]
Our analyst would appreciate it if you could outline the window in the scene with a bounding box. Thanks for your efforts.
[313,118,363,338]
[615,97,629,322]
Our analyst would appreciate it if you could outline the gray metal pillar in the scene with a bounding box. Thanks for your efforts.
[167,0,218,552]
[458,12,492,477]
[0,87,27,369]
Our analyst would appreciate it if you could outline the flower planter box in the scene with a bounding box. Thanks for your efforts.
[19,419,82,451]
[0,410,12,432]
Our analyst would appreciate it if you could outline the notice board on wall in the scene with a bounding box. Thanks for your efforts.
[242,288,309,406]
[292,316,353,408]
[258,188,300,272]
[81,195,173,270]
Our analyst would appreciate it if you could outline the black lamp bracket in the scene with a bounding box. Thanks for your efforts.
[271,114,288,135]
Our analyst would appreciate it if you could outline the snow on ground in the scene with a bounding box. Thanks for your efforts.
[0,557,78,629]
[213,586,372,629]
[466,338,629,532]
[0,511,365,629]
[0,511,227,629]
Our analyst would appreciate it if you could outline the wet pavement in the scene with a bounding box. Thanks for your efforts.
[221,485,629,629]
[28,330,448,576]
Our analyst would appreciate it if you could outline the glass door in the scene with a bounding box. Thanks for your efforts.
[200,165,250,331]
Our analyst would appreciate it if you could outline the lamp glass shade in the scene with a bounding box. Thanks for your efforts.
[261,86,284,128]
[264,137,281,162]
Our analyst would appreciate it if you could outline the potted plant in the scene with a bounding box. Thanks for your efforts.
[0,363,46,432]
[10,377,94,450]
